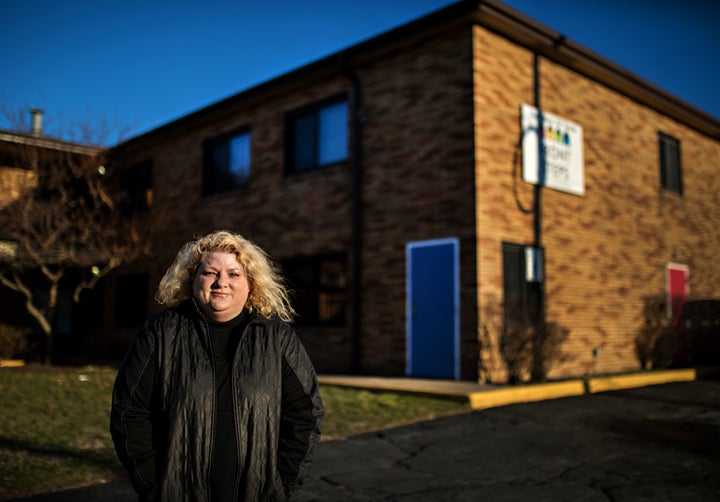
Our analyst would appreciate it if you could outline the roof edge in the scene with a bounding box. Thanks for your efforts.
[475,0,720,139]
[119,0,720,145]
[0,130,103,155]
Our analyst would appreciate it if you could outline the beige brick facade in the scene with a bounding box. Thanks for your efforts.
[472,24,720,380]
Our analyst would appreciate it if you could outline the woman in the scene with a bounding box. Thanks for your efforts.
[110,230,324,501]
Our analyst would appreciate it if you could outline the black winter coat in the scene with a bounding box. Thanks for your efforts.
[110,300,324,501]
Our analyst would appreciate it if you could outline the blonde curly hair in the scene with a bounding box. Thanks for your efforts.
[156,230,295,322]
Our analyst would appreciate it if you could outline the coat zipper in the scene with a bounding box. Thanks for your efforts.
[229,321,251,500]
[201,314,216,502]
[189,299,217,502]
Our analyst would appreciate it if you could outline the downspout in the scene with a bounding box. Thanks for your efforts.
[341,61,366,374]
[533,53,543,254]
[533,52,547,324]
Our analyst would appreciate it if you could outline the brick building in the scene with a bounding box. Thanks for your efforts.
[30,0,720,381]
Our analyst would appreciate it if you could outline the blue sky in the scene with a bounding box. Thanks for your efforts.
[1,0,718,144]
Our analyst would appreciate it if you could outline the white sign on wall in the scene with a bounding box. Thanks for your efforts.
[521,104,584,196]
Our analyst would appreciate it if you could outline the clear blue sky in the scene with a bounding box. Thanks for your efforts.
[1,0,718,144]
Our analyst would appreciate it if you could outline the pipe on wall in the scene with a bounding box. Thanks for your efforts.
[533,53,547,323]
[533,53,543,250]
[341,61,366,374]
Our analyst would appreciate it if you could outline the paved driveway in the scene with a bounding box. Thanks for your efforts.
[14,377,720,502]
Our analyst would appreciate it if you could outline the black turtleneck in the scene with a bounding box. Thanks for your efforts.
[207,310,248,502]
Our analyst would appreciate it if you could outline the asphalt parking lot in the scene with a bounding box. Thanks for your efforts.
[14,375,720,502]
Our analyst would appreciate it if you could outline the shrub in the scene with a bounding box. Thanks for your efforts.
[635,295,669,369]
[0,323,30,359]
[481,301,570,384]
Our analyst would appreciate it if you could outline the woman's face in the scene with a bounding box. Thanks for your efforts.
[192,251,250,322]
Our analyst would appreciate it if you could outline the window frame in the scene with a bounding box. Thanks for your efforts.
[282,253,348,327]
[285,95,349,175]
[502,242,545,328]
[658,131,682,194]
[202,127,252,196]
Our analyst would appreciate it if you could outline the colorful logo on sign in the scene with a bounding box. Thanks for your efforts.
[545,126,571,146]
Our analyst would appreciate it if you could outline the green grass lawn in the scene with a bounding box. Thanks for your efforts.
[0,365,469,500]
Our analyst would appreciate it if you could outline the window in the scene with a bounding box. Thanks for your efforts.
[502,243,544,327]
[659,132,682,194]
[287,97,348,173]
[114,274,149,327]
[283,254,347,326]
[120,160,153,214]
[73,280,105,330]
[203,129,251,195]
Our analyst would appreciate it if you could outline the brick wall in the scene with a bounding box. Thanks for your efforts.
[102,14,720,383]
[473,25,720,380]
[355,27,478,378]
[107,23,480,378]
[0,167,35,210]
[111,75,357,372]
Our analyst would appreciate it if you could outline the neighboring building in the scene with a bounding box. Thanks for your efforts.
[0,114,108,360]
[9,0,720,381]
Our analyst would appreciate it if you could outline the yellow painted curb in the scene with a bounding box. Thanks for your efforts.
[319,368,705,412]
[587,368,696,393]
[0,359,26,368]
[468,380,585,410]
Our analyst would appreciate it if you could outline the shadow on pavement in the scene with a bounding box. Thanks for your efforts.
[11,376,720,502]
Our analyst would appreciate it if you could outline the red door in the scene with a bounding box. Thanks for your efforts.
[667,263,688,328]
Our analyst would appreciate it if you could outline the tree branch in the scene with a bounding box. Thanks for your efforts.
[0,271,52,335]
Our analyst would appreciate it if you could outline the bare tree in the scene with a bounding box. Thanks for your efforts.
[0,111,148,361]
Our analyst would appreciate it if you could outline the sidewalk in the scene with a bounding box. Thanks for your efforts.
[318,367,700,409]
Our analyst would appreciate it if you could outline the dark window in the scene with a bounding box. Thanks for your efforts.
[203,129,251,195]
[283,254,347,326]
[659,132,682,194]
[287,97,348,173]
[73,279,105,330]
[120,160,153,214]
[503,243,544,327]
[0,144,25,169]
[114,274,148,327]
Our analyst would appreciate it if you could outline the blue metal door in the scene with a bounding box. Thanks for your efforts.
[406,238,459,379]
